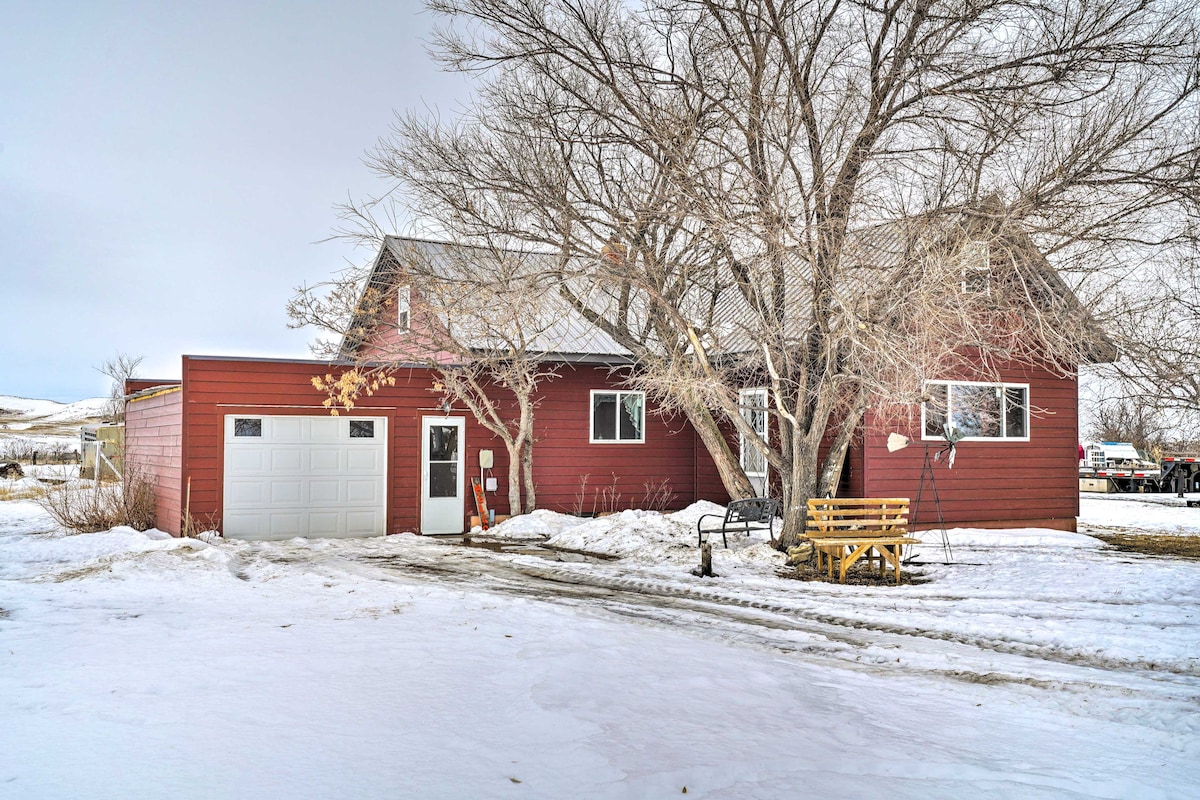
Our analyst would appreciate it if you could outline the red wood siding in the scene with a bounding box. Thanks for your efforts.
[124,387,184,535]
[355,289,459,364]
[177,357,714,534]
[862,362,1079,531]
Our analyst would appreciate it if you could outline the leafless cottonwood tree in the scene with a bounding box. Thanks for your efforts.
[97,352,144,423]
[339,0,1200,546]
[289,238,562,515]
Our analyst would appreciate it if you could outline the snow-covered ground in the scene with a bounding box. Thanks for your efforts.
[1,497,1197,798]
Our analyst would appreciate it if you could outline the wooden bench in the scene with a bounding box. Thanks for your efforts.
[805,498,919,585]
[697,498,780,548]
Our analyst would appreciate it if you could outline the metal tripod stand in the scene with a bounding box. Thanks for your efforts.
[909,442,954,563]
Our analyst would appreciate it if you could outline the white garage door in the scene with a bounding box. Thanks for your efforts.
[222,414,387,540]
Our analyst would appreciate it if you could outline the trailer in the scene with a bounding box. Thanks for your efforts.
[1080,442,1161,493]
[1160,456,1200,497]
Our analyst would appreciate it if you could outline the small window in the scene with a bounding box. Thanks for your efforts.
[349,420,375,438]
[922,382,1029,441]
[397,286,411,331]
[234,418,262,437]
[591,390,645,443]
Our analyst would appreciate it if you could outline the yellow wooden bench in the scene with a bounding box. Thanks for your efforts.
[805,498,919,585]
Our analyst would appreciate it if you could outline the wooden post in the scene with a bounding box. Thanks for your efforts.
[692,542,715,578]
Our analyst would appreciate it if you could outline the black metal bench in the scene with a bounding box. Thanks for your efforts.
[696,498,780,548]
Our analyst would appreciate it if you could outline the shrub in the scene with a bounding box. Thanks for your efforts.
[37,472,157,533]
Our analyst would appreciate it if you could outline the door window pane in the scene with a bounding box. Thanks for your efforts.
[349,420,375,438]
[429,463,458,497]
[429,425,459,461]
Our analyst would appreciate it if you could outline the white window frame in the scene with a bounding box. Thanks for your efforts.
[397,286,411,332]
[739,387,769,479]
[921,380,1030,442]
[960,240,991,295]
[589,389,646,444]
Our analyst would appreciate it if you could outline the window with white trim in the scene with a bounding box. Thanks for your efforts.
[397,286,411,331]
[739,388,768,478]
[960,240,991,294]
[590,390,645,443]
[923,381,1028,440]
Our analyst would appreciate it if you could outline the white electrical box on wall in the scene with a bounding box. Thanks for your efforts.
[479,449,494,469]
[485,477,498,492]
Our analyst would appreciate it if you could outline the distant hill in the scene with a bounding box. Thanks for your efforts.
[0,395,110,458]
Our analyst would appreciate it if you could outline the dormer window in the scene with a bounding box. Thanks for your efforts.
[960,240,990,294]
[397,286,411,331]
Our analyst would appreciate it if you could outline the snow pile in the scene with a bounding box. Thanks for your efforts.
[481,508,577,540]
[537,501,782,565]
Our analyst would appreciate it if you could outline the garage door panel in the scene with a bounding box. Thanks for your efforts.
[270,481,303,504]
[309,448,341,472]
[270,448,304,472]
[309,480,341,504]
[309,418,340,442]
[268,512,303,537]
[229,449,265,473]
[346,479,382,503]
[345,510,381,535]
[346,449,382,471]
[225,480,265,506]
[272,417,304,440]
[308,512,340,536]
[224,512,264,538]
[224,415,387,541]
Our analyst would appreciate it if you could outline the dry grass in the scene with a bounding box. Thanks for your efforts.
[1093,533,1200,560]
[36,473,157,533]
[779,561,930,586]
[0,483,48,502]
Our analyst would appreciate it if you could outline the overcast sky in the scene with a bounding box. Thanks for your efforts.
[1,0,468,401]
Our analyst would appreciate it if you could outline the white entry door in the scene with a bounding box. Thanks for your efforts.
[739,388,769,496]
[421,416,465,534]
[223,414,388,540]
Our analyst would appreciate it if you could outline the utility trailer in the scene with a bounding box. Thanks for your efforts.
[1080,442,1161,493]
[1159,456,1200,497]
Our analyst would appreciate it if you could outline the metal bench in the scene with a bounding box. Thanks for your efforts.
[696,498,780,548]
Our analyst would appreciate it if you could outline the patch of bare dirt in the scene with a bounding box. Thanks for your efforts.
[1094,533,1200,560]
[777,561,931,586]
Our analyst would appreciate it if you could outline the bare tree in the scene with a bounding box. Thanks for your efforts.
[96,352,144,423]
[289,238,563,515]
[345,0,1200,545]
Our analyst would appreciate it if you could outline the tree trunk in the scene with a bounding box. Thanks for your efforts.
[777,436,817,550]
[520,438,537,512]
[505,441,523,516]
[816,404,867,498]
[685,402,756,500]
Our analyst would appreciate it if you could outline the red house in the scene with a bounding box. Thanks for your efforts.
[126,233,1094,539]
